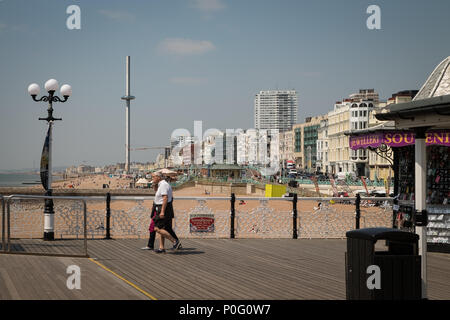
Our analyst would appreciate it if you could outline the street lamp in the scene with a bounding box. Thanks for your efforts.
[28,79,71,241]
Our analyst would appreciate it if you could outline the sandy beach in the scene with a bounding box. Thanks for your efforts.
[0,173,392,242]
[51,174,133,190]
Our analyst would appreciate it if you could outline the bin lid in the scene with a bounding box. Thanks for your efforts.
[346,227,419,242]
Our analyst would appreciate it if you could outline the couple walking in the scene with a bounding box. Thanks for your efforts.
[141,171,181,253]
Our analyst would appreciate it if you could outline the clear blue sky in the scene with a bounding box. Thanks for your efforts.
[1,0,450,170]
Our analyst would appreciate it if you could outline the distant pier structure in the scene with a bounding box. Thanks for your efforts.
[121,56,135,173]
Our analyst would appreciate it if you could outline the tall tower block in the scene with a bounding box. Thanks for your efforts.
[121,56,135,173]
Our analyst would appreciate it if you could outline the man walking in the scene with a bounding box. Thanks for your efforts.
[150,171,181,253]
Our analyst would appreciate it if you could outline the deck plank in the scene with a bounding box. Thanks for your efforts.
[0,239,448,300]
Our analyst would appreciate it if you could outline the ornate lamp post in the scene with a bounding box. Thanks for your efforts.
[27,79,72,241]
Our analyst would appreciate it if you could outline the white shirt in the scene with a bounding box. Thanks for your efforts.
[154,179,173,204]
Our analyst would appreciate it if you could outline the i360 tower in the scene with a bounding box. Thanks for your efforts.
[121,56,135,173]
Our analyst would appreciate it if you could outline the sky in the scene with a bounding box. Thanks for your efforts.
[1,0,450,170]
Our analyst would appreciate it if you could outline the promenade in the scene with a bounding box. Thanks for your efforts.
[1,239,449,300]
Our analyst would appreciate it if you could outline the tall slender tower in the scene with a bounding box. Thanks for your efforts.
[121,56,135,173]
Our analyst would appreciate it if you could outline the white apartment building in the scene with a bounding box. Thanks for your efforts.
[254,90,298,131]
[328,91,379,176]
[203,135,216,165]
[237,131,249,165]
[349,101,375,177]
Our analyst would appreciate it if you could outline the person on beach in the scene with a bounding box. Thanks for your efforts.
[143,172,181,253]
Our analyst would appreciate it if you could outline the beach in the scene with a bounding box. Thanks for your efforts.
[1,173,393,240]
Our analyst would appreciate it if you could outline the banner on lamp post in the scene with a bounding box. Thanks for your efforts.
[40,126,50,191]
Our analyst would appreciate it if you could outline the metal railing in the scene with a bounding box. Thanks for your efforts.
[0,192,395,243]
[1,194,89,257]
[1,195,5,252]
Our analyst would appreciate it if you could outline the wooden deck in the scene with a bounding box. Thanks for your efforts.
[0,253,145,299]
[0,239,449,300]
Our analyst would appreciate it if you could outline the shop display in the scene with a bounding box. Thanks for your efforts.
[426,146,450,205]
[394,145,450,246]
[426,146,450,245]
[395,146,415,231]
[398,146,415,201]
[427,206,450,245]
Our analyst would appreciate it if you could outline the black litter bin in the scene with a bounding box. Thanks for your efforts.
[345,227,421,300]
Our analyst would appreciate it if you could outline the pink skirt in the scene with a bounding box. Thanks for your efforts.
[149,218,155,233]
[149,208,156,233]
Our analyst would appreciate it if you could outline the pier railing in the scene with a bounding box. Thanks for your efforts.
[0,193,395,256]
[1,194,89,257]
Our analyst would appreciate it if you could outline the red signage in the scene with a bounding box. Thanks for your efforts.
[190,214,215,232]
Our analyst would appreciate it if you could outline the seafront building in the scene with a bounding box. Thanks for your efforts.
[325,89,381,176]
[316,118,329,173]
[279,130,294,170]
[349,100,375,176]
[160,87,422,181]
[254,90,298,132]
[292,115,327,171]
[349,89,379,103]
[328,99,377,176]
[327,100,352,174]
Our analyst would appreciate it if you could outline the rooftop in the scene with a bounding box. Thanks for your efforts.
[414,56,450,101]
[375,56,450,124]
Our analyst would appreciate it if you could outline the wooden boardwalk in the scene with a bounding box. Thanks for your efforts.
[0,239,449,300]
[0,254,145,300]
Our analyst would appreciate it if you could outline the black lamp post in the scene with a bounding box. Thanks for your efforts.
[28,79,71,241]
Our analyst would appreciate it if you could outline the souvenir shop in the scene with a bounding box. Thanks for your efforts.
[349,129,450,252]
[350,57,450,255]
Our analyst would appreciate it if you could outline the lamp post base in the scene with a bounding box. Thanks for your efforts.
[43,190,55,241]
[43,231,54,241]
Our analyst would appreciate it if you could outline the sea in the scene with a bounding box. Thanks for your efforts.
[0,173,43,187]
